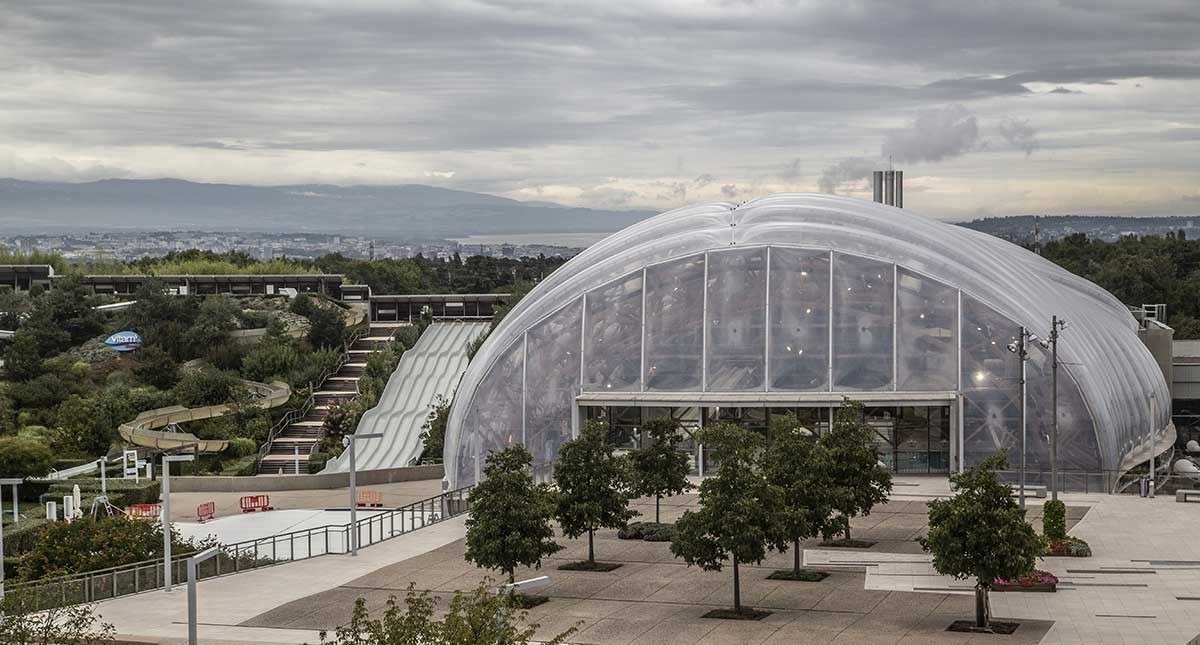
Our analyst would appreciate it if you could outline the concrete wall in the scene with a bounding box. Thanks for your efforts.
[171,464,443,493]
[1139,320,1174,398]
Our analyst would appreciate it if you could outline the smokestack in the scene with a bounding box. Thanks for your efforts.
[872,171,884,203]
[884,170,895,206]
[894,171,903,208]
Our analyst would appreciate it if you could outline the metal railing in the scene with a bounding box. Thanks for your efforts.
[2,486,471,614]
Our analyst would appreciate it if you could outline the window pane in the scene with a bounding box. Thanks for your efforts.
[525,299,582,476]
[706,248,767,391]
[468,338,525,473]
[896,268,958,391]
[644,254,705,390]
[960,296,1020,468]
[768,248,831,391]
[832,254,894,391]
[582,272,642,391]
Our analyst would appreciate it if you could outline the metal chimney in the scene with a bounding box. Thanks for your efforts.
[884,171,895,206]
[894,171,903,208]
[872,171,884,203]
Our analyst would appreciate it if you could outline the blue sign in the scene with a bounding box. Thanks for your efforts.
[104,331,143,352]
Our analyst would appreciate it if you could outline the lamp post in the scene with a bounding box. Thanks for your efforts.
[1048,316,1067,502]
[1007,327,1047,511]
[186,546,220,645]
[343,432,382,556]
[1149,393,1157,499]
[162,453,195,592]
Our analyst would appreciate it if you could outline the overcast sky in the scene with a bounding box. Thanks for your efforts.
[2,0,1199,219]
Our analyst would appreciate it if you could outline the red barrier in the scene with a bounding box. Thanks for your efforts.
[356,490,383,508]
[197,501,216,523]
[127,503,161,519]
[239,494,274,513]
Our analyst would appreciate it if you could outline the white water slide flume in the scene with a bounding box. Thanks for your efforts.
[324,321,489,473]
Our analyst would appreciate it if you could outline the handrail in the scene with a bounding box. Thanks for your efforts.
[3,486,473,613]
[255,322,368,472]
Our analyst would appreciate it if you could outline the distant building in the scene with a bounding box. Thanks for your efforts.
[0,264,54,292]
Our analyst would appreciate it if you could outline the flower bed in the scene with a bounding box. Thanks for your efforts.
[993,570,1058,592]
[1047,536,1092,557]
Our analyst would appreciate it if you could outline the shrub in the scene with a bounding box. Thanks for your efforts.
[1042,500,1067,541]
[17,515,201,581]
[0,436,55,479]
[172,369,240,407]
[225,437,258,458]
[308,452,331,473]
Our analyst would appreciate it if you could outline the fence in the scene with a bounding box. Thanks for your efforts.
[2,486,472,614]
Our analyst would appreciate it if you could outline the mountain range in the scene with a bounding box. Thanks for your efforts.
[0,178,656,239]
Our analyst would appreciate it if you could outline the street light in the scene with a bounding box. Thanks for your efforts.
[1047,316,1067,502]
[343,432,382,556]
[162,453,195,592]
[186,546,220,645]
[1006,327,1045,511]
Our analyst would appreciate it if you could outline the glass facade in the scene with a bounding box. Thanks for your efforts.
[446,195,1169,489]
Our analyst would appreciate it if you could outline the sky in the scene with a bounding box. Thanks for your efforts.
[2,0,1199,220]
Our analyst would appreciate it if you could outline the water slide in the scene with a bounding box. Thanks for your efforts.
[324,321,488,473]
[118,379,291,453]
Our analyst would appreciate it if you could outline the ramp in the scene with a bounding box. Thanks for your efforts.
[324,321,488,472]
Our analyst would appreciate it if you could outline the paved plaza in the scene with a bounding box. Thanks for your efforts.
[92,477,1200,644]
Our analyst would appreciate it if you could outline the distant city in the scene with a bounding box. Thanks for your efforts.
[0,230,585,263]
[5,213,1200,264]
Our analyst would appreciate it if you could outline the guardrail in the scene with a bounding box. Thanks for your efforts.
[1,486,472,614]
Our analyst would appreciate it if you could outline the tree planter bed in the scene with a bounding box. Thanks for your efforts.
[767,569,830,582]
[819,538,877,549]
[558,561,622,572]
[947,620,1020,634]
[701,608,772,621]
[993,570,1058,593]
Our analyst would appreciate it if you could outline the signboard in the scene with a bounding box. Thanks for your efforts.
[104,331,143,352]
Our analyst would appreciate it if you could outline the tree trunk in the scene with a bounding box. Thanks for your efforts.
[793,538,801,575]
[655,495,661,523]
[974,582,990,630]
[588,528,595,564]
[733,555,741,612]
[844,517,851,542]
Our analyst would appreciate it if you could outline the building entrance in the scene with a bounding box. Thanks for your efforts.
[582,403,952,475]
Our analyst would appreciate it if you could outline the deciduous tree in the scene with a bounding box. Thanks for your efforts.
[763,413,831,577]
[920,455,1045,632]
[628,416,692,523]
[465,445,561,583]
[819,400,892,543]
[670,422,782,615]
[553,420,636,567]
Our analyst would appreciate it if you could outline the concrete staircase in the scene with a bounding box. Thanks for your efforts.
[257,323,407,475]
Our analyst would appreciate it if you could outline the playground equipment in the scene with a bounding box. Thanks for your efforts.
[119,379,290,453]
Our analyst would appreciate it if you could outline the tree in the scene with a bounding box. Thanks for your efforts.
[184,295,238,356]
[628,416,692,523]
[0,435,55,479]
[133,345,180,390]
[762,413,832,578]
[919,455,1045,632]
[553,420,636,568]
[18,516,204,580]
[0,602,115,645]
[317,582,577,645]
[465,445,562,583]
[305,303,346,350]
[818,400,892,543]
[669,422,783,616]
[418,395,451,462]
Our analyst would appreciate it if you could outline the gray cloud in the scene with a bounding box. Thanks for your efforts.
[819,157,876,194]
[997,118,1040,156]
[721,184,740,199]
[882,105,980,164]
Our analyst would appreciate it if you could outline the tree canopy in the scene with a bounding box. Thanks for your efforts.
[628,416,692,523]
[553,419,636,565]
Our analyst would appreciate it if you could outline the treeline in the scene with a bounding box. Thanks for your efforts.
[1037,231,1200,338]
[0,248,568,296]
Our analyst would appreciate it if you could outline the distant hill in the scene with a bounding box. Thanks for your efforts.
[0,178,656,239]
[960,214,1200,242]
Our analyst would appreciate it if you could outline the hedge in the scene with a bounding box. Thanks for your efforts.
[1042,499,1067,541]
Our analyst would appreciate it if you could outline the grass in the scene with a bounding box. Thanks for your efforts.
[767,569,830,582]
[819,538,877,549]
[947,620,1020,635]
[701,608,772,621]
[558,561,623,572]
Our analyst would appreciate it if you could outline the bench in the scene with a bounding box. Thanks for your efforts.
[1010,485,1047,499]
[239,494,274,513]
[196,501,216,523]
[1177,489,1200,503]
[356,490,383,508]
[127,503,161,519]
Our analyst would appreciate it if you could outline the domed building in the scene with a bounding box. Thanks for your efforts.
[444,194,1170,491]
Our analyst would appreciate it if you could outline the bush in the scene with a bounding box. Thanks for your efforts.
[616,521,675,542]
[225,437,258,458]
[308,452,331,473]
[17,515,201,581]
[0,436,55,479]
[1042,500,1067,541]
[172,369,240,407]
